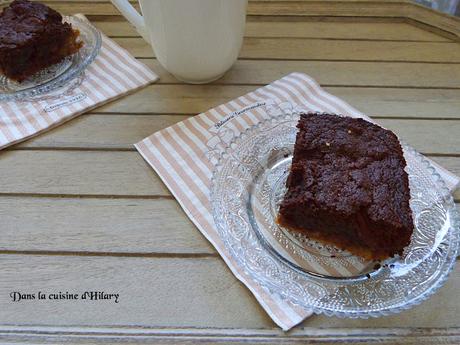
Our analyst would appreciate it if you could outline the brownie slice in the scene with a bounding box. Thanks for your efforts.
[277,113,414,260]
[0,0,82,82]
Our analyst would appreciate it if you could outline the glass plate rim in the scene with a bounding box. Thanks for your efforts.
[210,110,460,318]
[0,15,102,102]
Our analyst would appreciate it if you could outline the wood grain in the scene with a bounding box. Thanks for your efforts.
[21,0,405,17]
[114,37,460,62]
[22,1,428,19]
[16,114,188,149]
[0,326,460,345]
[92,19,449,41]
[139,60,460,90]
[406,3,460,39]
[0,150,168,196]
[97,84,460,118]
[0,195,458,255]
[0,197,213,254]
[31,0,460,40]
[11,115,460,153]
[0,254,460,330]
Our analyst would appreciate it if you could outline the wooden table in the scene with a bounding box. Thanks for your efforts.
[1,1,460,344]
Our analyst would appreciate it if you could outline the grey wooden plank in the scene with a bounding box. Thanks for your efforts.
[14,116,460,155]
[92,19,450,41]
[0,325,459,345]
[0,254,459,329]
[114,37,460,62]
[0,197,212,254]
[17,114,188,150]
[140,60,460,90]
[0,151,168,196]
[0,195,457,255]
[0,151,458,199]
[90,83,460,116]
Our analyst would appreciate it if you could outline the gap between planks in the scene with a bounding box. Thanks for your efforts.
[137,57,460,65]
[107,36,451,43]
[0,247,456,260]
[0,326,460,345]
[0,250,217,259]
[82,115,460,120]
[6,147,460,157]
[0,192,174,199]
[19,113,460,120]
[0,249,456,260]
[64,81,460,90]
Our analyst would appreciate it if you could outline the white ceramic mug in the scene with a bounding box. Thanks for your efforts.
[111,0,248,84]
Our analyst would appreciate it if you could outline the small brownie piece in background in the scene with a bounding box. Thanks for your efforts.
[0,0,82,82]
[277,113,414,260]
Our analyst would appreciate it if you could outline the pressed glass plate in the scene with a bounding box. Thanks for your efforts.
[0,16,101,101]
[210,107,460,317]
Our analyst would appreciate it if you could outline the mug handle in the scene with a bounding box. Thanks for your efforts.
[110,0,150,42]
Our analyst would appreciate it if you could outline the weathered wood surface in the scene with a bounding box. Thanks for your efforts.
[0,254,459,331]
[0,197,458,254]
[92,19,450,41]
[1,0,459,344]
[113,37,460,62]
[8,115,460,152]
[32,1,460,41]
[125,60,460,89]
[0,151,459,200]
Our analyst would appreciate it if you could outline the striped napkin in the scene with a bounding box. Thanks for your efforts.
[135,72,460,330]
[0,14,157,150]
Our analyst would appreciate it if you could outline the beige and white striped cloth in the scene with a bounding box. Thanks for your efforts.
[135,72,460,330]
[0,15,158,150]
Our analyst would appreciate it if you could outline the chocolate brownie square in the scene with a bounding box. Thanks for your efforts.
[0,0,82,82]
[277,113,414,260]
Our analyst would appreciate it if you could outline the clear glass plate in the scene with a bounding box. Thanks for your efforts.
[210,106,460,317]
[0,16,101,101]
